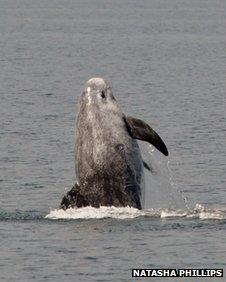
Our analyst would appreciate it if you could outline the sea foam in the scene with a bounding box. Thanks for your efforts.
[45,203,226,220]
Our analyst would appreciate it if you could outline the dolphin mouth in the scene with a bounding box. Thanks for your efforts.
[87,77,107,86]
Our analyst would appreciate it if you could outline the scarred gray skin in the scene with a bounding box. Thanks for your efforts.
[61,77,144,209]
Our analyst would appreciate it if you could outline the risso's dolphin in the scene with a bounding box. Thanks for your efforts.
[60,77,168,210]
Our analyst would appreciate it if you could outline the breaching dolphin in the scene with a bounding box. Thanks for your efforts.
[60,77,168,210]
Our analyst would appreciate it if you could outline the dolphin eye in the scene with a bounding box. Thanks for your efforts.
[100,91,106,99]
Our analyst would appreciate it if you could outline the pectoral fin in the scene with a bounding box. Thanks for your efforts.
[124,116,169,156]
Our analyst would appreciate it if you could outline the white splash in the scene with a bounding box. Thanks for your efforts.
[45,204,226,220]
[45,206,146,220]
[140,143,186,210]
[194,203,226,220]
[160,209,188,218]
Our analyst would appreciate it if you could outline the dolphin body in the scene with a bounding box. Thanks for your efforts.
[60,77,168,210]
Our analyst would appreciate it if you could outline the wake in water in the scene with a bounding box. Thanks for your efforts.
[45,204,226,220]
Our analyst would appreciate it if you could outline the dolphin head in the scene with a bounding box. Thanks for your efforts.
[81,77,118,113]
[75,77,126,181]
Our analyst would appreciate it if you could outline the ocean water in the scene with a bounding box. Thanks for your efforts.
[0,0,226,281]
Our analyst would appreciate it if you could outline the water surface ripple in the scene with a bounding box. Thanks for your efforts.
[0,0,226,281]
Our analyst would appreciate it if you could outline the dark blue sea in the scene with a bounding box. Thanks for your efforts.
[0,0,226,281]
